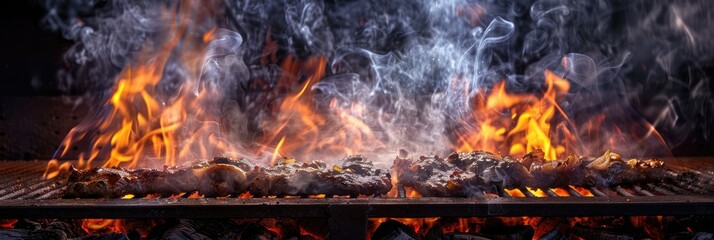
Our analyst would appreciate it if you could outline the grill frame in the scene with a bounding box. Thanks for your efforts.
[1,196,713,219]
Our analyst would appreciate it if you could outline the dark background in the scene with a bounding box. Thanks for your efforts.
[0,1,83,160]
[0,1,711,159]
[0,1,70,97]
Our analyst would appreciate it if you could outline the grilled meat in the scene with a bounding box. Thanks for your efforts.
[448,151,533,189]
[583,150,666,187]
[65,157,251,198]
[391,149,667,197]
[524,149,589,188]
[65,155,391,198]
[392,150,497,197]
[249,155,391,197]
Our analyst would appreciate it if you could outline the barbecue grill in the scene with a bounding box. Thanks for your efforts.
[2,159,712,239]
[3,0,714,239]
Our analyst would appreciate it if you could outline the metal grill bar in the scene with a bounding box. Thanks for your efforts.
[0,196,712,219]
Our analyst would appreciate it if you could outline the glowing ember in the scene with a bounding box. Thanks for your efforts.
[569,185,595,197]
[82,219,124,235]
[0,219,17,229]
[551,188,571,197]
[505,188,526,198]
[526,187,548,197]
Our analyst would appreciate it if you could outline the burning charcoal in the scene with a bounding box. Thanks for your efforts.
[423,223,444,240]
[0,229,67,240]
[46,219,86,238]
[11,219,85,239]
[371,220,421,240]
[126,230,141,240]
[536,229,567,240]
[79,233,130,240]
[443,233,490,240]
[238,222,280,240]
[13,219,43,230]
[476,225,534,240]
[570,225,651,240]
[155,219,243,240]
[669,232,714,240]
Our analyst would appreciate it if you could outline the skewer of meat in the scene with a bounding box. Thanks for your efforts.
[64,155,391,198]
[65,157,252,198]
[391,149,668,197]
[248,155,391,197]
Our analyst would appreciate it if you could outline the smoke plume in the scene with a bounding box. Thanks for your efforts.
[42,0,714,166]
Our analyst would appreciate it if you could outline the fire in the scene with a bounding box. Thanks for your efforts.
[551,188,570,197]
[46,1,239,175]
[526,187,548,197]
[256,54,387,163]
[368,217,528,238]
[569,185,595,197]
[82,219,124,235]
[0,219,17,229]
[505,188,526,198]
[456,69,571,160]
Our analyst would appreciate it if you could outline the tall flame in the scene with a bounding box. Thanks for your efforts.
[47,1,238,173]
[456,69,571,160]
[255,55,386,164]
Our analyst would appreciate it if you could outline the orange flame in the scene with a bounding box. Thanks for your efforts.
[569,185,595,197]
[0,219,17,229]
[46,1,238,176]
[505,188,526,198]
[526,187,548,197]
[456,69,571,160]
[82,219,124,234]
[256,55,387,162]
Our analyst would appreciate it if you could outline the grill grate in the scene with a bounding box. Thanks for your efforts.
[0,161,66,200]
[2,160,713,240]
[0,159,713,219]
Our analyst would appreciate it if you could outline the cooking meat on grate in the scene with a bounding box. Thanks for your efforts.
[581,150,666,187]
[391,150,531,197]
[64,155,391,198]
[391,150,488,197]
[249,155,391,197]
[65,157,252,198]
[391,149,667,197]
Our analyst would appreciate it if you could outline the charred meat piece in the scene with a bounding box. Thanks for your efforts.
[65,157,251,198]
[392,151,490,197]
[248,155,391,197]
[525,149,588,188]
[449,151,534,189]
[584,150,666,187]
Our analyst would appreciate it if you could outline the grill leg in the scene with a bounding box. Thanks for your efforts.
[328,205,369,240]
